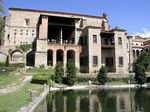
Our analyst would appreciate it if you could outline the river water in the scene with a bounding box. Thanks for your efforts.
[36,88,150,112]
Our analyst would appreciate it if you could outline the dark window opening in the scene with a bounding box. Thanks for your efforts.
[119,57,123,66]
[118,37,122,45]
[93,35,97,43]
[93,56,98,67]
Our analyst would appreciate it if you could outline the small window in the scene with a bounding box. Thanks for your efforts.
[26,33,28,35]
[26,30,28,32]
[25,18,30,26]
[32,30,34,32]
[14,29,17,31]
[32,33,34,36]
[118,37,122,45]
[132,43,134,45]
[20,33,22,35]
[93,35,97,43]
[119,57,123,67]
[136,43,138,45]
[20,29,23,32]
[14,33,16,35]
[20,42,22,44]
[93,56,98,67]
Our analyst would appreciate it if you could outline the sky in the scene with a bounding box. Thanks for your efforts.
[3,0,150,37]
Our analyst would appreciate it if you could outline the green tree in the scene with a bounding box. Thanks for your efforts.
[54,64,64,83]
[97,66,108,84]
[133,51,150,84]
[5,55,9,67]
[134,64,146,84]
[66,59,76,85]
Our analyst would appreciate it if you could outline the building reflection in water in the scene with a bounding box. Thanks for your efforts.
[45,88,150,112]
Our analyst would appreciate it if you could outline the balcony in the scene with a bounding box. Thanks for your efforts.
[101,39,114,48]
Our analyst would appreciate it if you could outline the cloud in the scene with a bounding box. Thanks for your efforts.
[134,28,150,38]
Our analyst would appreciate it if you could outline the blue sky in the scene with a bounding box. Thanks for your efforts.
[3,0,150,37]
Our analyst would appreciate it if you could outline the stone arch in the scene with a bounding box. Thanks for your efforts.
[56,49,63,64]
[67,50,75,63]
[11,50,24,63]
[47,49,53,66]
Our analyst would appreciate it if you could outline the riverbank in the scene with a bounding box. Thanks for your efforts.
[49,83,150,91]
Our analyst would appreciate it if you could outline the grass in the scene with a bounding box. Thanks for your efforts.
[0,74,20,88]
[0,83,43,112]
[26,68,54,75]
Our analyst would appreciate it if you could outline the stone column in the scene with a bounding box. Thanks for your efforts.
[60,28,63,44]
[39,16,48,39]
[64,50,67,69]
[75,50,80,70]
[53,50,56,67]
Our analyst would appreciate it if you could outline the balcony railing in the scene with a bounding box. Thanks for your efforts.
[101,42,114,48]
[48,39,75,45]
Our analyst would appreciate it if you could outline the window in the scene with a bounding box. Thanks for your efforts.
[93,56,98,67]
[20,33,22,35]
[106,57,113,66]
[118,37,122,45]
[32,30,34,32]
[93,35,97,43]
[25,18,30,26]
[119,57,123,67]
[14,33,16,35]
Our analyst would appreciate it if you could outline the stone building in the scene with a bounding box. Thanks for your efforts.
[1,8,129,73]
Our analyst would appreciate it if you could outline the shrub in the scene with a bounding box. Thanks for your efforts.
[0,62,5,67]
[55,64,64,83]
[133,51,150,84]
[9,63,25,68]
[5,55,9,67]
[134,64,146,84]
[66,59,76,85]
[31,74,51,84]
[19,44,32,52]
[97,66,108,84]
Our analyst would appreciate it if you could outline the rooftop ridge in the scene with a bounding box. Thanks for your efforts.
[9,7,104,19]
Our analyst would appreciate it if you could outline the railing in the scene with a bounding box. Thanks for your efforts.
[101,42,114,48]
[48,39,75,44]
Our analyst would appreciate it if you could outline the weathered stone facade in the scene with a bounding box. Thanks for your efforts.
[2,8,130,73]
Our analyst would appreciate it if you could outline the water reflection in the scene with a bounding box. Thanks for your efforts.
[45,88,150,112]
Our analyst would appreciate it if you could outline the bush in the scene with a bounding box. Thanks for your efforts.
[0,62,5,67]
[97,66,108,84]
[55,64,64,83]
[66,59,76,85]
[134,64,146,84]
[133,51,150,84]
[31,74,51,84]
[19,44,32,52]
[9,63,25,68]
[5,55,9,67]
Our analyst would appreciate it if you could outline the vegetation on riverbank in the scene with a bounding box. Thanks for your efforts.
[0,83,43,112]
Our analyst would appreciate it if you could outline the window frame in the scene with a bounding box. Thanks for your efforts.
[93,35,97,43]
[93,56,98,67]
[119,56,123,67]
